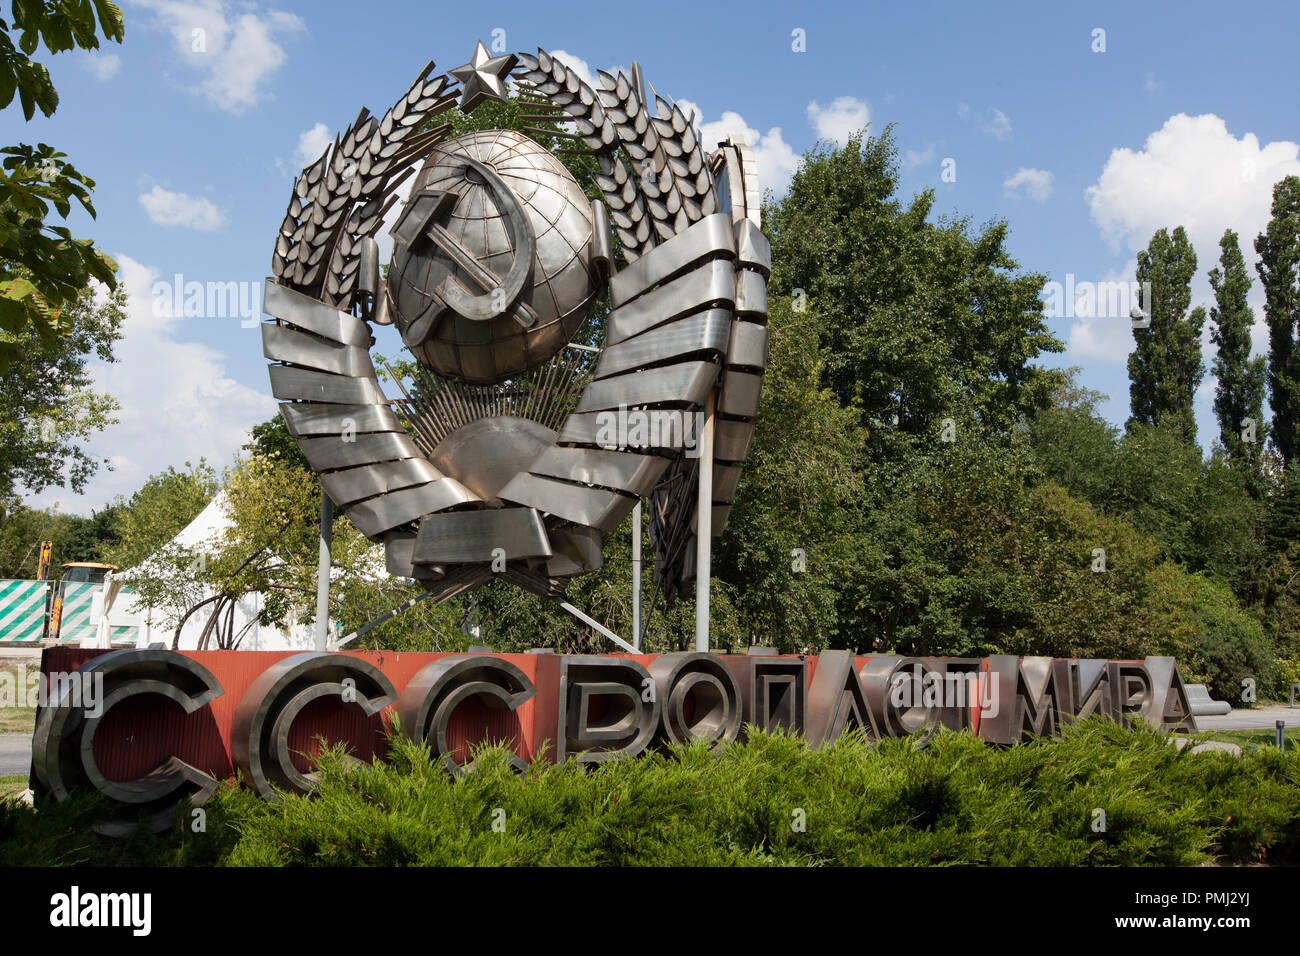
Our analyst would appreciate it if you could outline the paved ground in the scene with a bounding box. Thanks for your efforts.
[1194,704,1299,732]
[0,734,31,777]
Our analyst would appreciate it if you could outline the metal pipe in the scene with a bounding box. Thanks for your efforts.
[558,599,636,654]
[315,491,334,652]
[694,390,714,652]
[632,500,642,649]
[333,591,436,650]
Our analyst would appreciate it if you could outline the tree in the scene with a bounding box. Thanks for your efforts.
[1029,370,1120,506]
[713,295,865,651]
[244,414,310,474]
[763,128,1064,454]
[1,1,124,363]
[1128,226,1204,444]
[0,280,123,509]
[1209,229,1268,465]
[104,461,219,571]
[1255,175,1300,467]
[0,502,118,575]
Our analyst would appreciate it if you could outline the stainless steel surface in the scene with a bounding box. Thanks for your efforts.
[498,471,637,530]
[592,309,731,380]
[605,259,736,345]
[528,445,669,497]
[608,212,735,307]
[726,320,769,371]
[413,507,552,565]
[425,415,556,502]
[718,370,763,418]
[574,360,718,413]
[280,402,402,438]
[268,365,386,405]
[261,323,375,378]
[264,280,372,346]
[297,432,423,473]
[320,458,444,506]
[390,129,598,383]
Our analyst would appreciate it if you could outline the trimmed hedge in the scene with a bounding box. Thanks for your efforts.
[2,721,1297,866]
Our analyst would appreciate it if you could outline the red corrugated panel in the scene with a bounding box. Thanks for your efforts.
[40,649,556,781]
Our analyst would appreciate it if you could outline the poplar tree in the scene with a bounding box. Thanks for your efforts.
[1208,228,1266,462]
[1254,175,1300,467]
[1127,226,1204,444]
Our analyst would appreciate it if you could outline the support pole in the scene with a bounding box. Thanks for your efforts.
[694,390,715,652]
[315,491,334,652]
[631,500,642,650]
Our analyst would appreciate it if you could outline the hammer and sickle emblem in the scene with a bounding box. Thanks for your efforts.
[392,153,538,347]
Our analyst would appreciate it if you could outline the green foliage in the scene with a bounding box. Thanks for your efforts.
[764,127,1064,448]
[4,722,1297,866]
[1143,563,1276,700]
[0,501,120,575]
[244,414,310,474]
[102,461,218,572]
[1029,372,1121,506]
[1128,226,1204,444]
[1209,228,1268,465]
[1,0,125,363]
[0,0,125,119]
[0,280,123,507]
[1255,174,1300,467]
[713,295,864,650]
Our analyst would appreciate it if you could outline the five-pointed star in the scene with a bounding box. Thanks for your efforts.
[449,41,518,112]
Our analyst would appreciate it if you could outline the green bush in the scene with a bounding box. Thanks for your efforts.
[2,721,1296,866]
[1144,563,1277,700]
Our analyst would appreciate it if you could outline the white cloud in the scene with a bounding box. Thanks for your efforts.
[677,98,800,196]
[1144,72,1159,93]
[293,122,331,168]
[1086,113,1300,361]
[132,0,305,113]
[903,146,935,170]
[983,108,1012,140]
[82,52,122,80]
[549,50,596,90]
[1003,167,1053,202]
[138,185,228,231]
[1086,113,1300,256]
[956,103,970,121]
[1065,262,1140,364]
[806,96,870,145]
[28,255,276,513]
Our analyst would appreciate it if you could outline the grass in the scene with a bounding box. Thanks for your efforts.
[0,663,38,735]
[1,719,1297,867]
[0,775,28,799]
[1190,728,1293,749]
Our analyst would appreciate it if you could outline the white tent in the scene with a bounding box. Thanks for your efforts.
[97,491,323,651]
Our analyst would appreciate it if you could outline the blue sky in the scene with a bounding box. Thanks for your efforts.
[10,0,1300,513]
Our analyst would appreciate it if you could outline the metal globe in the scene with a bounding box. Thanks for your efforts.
[388,129,598,384]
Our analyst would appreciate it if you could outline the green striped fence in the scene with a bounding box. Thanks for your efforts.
[0,579,51,642]
[55,580,100,643]
[0,579,141,644]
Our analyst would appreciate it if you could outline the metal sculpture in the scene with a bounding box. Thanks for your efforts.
[263,43,769,643]
[31,649,225,835]
[230,652,397,799]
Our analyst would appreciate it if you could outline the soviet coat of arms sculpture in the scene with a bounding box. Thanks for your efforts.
[263,43,770,610]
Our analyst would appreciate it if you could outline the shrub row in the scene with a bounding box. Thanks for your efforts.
[2,720,1297,866]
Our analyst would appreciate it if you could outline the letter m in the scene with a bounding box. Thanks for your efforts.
[1014,657,1061,737]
